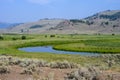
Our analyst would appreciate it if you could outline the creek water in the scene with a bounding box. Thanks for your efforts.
[19,46,99,56]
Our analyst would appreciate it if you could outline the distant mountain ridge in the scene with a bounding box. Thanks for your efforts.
[0,22,12,29]
[0,10,120,34]
[0,22,23,29]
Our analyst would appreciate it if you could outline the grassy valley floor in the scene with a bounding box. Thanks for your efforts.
[0,34,120,80]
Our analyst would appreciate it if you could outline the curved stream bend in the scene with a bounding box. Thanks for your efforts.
[19,46,99,56]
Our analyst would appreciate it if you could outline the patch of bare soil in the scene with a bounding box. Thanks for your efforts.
[0,65,75,80]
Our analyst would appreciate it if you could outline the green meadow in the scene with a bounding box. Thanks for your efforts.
[0,34,120,66]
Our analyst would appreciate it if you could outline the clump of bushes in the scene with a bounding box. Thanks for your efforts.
[100,54,120,68]
[19,59,33,67]
[0,55,48,68]
[33,59,48,67]
[70,19,83,23]
[21,64,40,75]
[112,33,115,36]
[21,35,26,40]
[12,37,18,40]
[9,57,21,65]
[21,65,36,75]
[0,35,4,40]
[99,12,120,21]
[12,35,26,40]
[0,55,80,76]
[50,35,55,38]
[50,60,78,69]
[19,59,48,68]
[30,25,43,29]
[65,66,115,80]
[0,55,79,69]
[0,65,10,74]
[45,35,47,38]
[0,57,10,74]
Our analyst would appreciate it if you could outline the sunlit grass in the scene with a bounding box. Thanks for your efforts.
[0,34,120,66]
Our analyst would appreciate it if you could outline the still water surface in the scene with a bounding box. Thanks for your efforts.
[19,46,99,56]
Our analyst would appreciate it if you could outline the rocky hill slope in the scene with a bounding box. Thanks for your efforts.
[1,10,120,34]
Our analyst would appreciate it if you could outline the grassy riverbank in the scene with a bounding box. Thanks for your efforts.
[0,34,120,65]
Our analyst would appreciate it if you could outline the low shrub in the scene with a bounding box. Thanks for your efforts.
[65,67,106,80]
[12,37,18,40]
[50,35,55,38]
[33,59,48,67]
[50,60,78,69]
[21,64,40,75]
[21,35,26,40]
[0,65,10,74]
[0,35,4,40]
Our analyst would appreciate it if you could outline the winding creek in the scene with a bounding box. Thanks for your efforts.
[19,46,99,56]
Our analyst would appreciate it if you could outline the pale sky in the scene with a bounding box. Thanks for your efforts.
[0,0,120,23]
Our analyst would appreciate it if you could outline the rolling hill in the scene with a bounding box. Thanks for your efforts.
[1,10,120,34]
